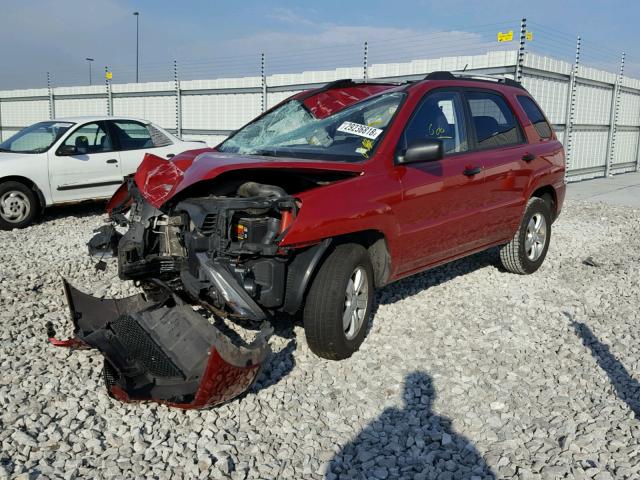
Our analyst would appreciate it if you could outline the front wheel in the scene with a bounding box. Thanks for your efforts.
[303,243,374,360]
[0,181,38,230]
[499,196,552,274]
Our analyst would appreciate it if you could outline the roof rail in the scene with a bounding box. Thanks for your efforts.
[424,71,526,90]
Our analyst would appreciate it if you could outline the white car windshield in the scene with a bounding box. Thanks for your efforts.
[0,121,74,154]
[218,92,405,162]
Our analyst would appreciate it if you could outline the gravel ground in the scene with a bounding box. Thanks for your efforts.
[1,199,639,479]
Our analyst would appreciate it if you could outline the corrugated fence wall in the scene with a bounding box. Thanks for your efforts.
[1,50,639,181]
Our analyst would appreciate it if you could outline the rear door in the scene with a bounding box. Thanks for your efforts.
[48,121,123,202]
[395,89,489,274]
[464,89,530,243]
[108,120,177,176]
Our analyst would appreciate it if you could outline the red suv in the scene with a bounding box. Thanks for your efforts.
[52,73,565,408]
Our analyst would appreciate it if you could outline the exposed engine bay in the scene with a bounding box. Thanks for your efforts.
[113,179,299,321]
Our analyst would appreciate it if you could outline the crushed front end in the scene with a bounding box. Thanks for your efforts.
[50,161,308,408]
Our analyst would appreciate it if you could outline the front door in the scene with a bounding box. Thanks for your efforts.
[49,121,122,202]
[395,90,489,274]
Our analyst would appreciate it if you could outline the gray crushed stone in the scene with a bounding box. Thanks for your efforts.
[0,200,639,479]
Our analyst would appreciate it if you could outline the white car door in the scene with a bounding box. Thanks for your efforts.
[48,121,123,203]
[108,120,177,177]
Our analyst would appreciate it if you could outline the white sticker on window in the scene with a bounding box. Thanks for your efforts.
[52,122,74,128]
[337,121,383,140]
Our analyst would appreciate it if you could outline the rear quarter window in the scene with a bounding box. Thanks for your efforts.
[517,96,553,139]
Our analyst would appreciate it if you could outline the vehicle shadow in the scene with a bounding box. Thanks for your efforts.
[328,371,495,479]
[377,248,499,306]
[571,319,640,417]
[39,200,107,223]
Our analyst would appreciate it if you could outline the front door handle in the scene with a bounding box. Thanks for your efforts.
[463,166,482,177]
[522,153,536,162]
[106,158,118,164]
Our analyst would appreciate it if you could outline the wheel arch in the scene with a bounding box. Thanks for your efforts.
[531,184,558,221]
[330,229,391,288]
[281,229,391,315]
[0,175,46,212]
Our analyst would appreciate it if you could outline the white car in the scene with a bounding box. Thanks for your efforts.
[0,116,206,229]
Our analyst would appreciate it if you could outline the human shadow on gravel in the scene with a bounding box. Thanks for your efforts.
[377,248,499,306]
[328,371,495,480]
[571,321,640,417]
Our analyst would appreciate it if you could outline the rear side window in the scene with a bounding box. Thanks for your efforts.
[148,124,173,147]
[517,96,553,139]
[466,91,523,149]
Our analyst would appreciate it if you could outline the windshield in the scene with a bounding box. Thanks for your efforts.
[218,92,405,162]
[0,121,74,154]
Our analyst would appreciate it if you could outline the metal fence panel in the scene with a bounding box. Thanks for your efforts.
[574,83,614,125]
[0,99,49,129]
[113,94,177,129]
[618,90,640,126]
[181,93,262,131]
[612,129,639,167]
[572,129,609,172]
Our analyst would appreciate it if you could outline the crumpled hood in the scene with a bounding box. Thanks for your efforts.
[134,150,364,208]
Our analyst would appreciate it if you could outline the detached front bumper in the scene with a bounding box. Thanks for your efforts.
[49,280,272,409]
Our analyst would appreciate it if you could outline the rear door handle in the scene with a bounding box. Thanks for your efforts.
[106,158,118,164]
[522,153,536,162]
[463,166,482,176]
[166,153,175,159]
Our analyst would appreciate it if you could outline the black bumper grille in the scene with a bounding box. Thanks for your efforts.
[111,315,183,378]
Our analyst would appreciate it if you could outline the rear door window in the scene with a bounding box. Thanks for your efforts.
[517,96,553,139]
[466,91,523,149]
[110,121,155,151]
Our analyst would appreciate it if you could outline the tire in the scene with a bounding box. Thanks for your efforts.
[0,181,38,230]
[499,196,552,274]
[303,243,374,360]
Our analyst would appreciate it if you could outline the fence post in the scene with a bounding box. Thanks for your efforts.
[174,60,182,138]
[47,72,55,119]
[363,41,368,80]
[563,36,581,181]
[636,101,640,171]
[0,95,3,142]
[605,52,625,177]
[261,53,267,112]
[516,17,527,82]
[105,67,113,116]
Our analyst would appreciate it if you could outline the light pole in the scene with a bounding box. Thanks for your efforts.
[86,58,94,85]
[133,11,140,82]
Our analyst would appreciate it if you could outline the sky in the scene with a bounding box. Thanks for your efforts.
[0,0,637,90]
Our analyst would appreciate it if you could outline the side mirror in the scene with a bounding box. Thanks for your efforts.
[57,144,78,156]
[397,139,443,164]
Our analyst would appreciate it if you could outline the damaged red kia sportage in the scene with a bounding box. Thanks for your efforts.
[50,73,565,408]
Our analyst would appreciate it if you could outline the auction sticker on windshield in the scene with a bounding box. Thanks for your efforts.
[337,121,383,140]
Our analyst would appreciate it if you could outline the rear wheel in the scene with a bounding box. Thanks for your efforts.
[0,181,38,230]
[303,243,374,360]
[499,196,552,274]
